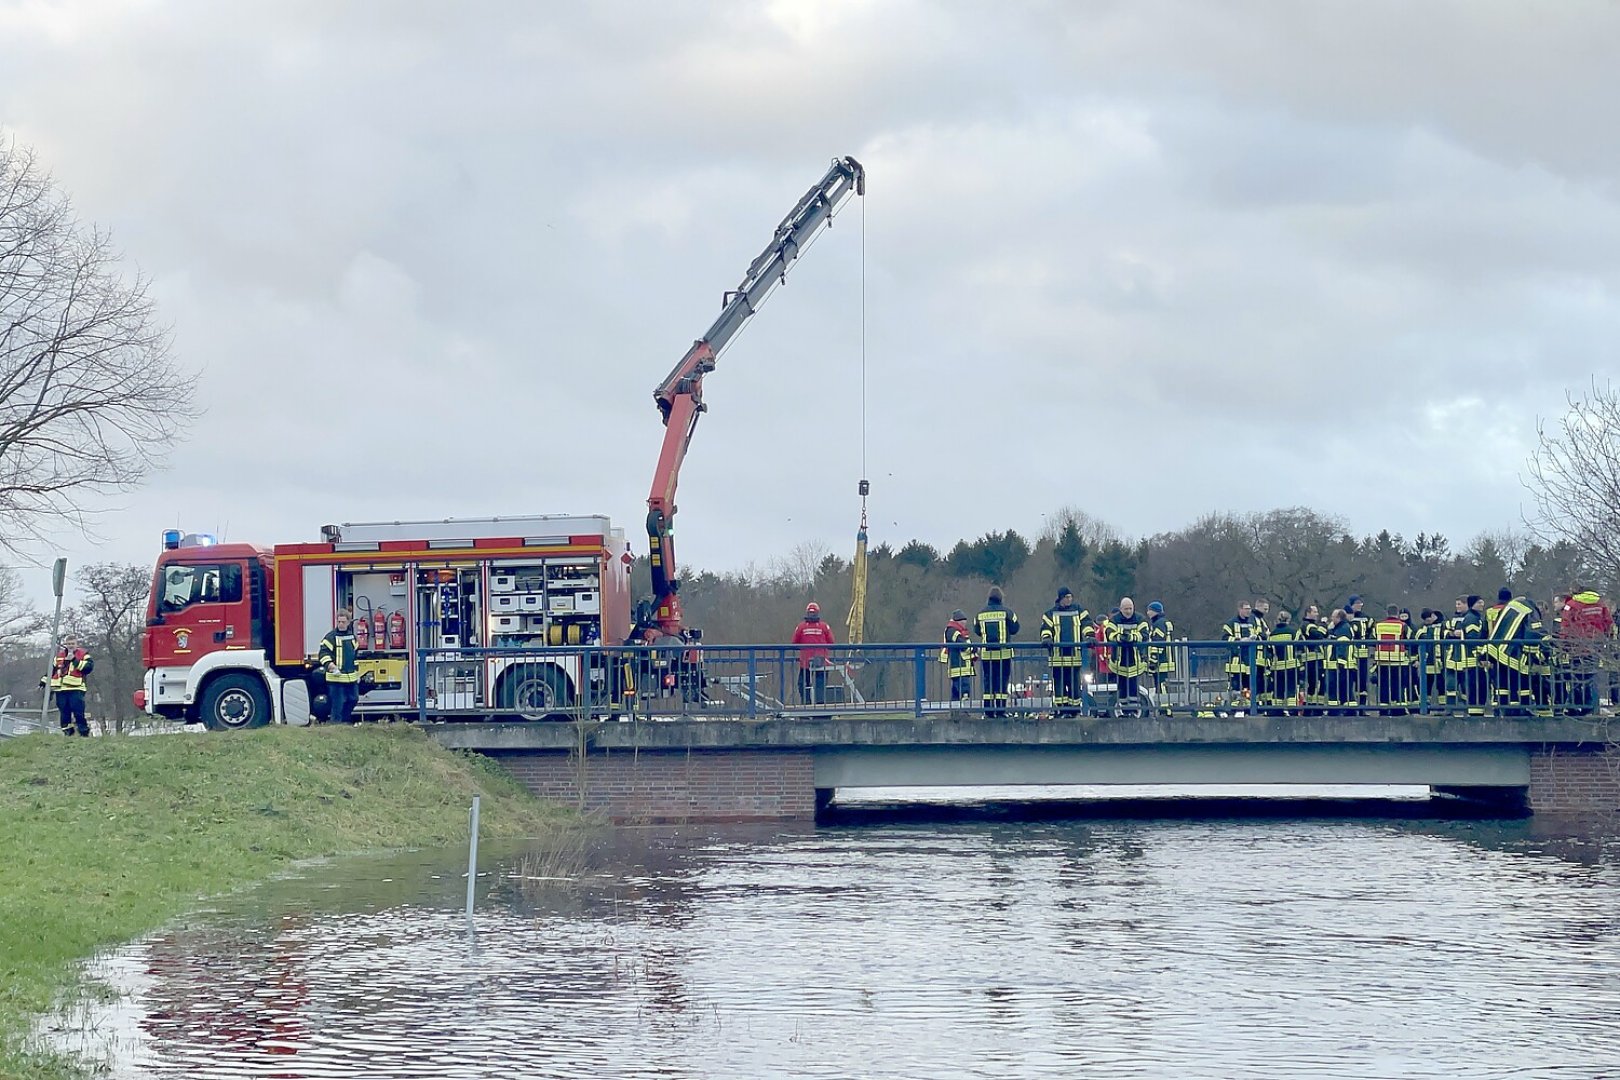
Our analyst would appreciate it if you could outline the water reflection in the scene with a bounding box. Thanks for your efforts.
[53,806,1620,1079]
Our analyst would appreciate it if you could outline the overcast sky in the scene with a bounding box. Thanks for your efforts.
[3,0,1616,602]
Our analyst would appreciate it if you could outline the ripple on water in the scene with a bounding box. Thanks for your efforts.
[47,814,1620,1079]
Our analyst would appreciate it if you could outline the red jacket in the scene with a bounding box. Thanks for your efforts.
[791,619,836,668]
[1560,592,1613,640]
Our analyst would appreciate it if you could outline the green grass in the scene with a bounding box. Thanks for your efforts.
[0,725,572,1079]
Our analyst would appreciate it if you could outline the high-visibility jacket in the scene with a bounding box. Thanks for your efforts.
[1299,619,1327,662]
[1105,613,1151,678]
[1221,615,1260,675]
[1415,623,1444,675]
[939,620,975,679]
[1041,605,1091,667]
[51,649,94,691]
[319,629,361,683]
[1373,617,1412,664]
[1264,625,1301,670]
[1486,603,1508,636]
[974,604,1019,661]
[1349,613,1376,659]
[1325,621,1357,668]
[1485,599,1541,673]
[1559,592,1614,661]
[1147,615,1176,674]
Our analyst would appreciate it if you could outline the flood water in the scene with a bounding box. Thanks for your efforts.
[51,791,1620,1079]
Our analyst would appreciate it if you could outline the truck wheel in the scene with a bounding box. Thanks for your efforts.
[200,674,272,731]
[500,665,572,722]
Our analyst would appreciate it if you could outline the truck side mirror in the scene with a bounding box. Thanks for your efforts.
[146,614,165,627]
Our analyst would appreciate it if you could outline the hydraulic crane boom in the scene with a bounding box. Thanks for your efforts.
[646,155,865,637]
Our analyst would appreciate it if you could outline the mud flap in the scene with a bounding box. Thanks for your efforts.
[283,679,312,727]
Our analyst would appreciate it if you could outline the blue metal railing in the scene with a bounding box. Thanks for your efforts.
[400,638,1604,723]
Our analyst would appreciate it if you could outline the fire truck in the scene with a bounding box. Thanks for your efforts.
[136,156,865,729]
[136,518,633,728]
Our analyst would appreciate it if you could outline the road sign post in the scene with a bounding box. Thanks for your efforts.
[38,558,66,733]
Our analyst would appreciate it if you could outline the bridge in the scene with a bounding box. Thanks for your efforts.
[428,713,1620,822]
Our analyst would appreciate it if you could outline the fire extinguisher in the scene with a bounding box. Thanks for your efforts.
[372,607,388,651]
[354,616,370,651]
[387,610,406,650]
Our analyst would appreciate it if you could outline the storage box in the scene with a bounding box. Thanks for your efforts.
[490,594,521,613]
[548,594,575,613]
[519,593,545,612]
[491,573,517,594]
[573,591,600,615]
[525,615,549,632]
[491,614,523,633]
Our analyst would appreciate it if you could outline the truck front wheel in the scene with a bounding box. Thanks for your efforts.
[199,673,272,731]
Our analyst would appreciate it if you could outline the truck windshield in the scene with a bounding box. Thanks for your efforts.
[158,563,243,612]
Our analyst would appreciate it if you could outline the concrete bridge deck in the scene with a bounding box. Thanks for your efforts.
[428,715,1620,821]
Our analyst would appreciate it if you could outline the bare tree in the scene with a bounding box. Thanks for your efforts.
[0,564,45,647]
[1526,381,1619,592]
[0,135,194,552]
[62,561,151,733]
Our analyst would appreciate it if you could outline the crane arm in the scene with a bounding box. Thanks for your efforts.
[645,156,865,637]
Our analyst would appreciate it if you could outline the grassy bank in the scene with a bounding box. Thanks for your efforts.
[0,725,570,1079]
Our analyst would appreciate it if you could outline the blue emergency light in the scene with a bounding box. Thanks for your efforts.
[164,530,216,549]
[162,529,182,550]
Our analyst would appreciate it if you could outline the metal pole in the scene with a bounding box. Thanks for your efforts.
[39,557,66,733]
[465,795,481,921]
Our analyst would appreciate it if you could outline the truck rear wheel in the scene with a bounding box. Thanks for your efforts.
[499,665,572,722]
[200,673,272,731]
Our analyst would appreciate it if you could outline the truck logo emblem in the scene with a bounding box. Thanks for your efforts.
[174,629,190,649]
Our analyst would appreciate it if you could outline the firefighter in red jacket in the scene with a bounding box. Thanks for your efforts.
[791,601,836,706]
[1559,587,1614,715]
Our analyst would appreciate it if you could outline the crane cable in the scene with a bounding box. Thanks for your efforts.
[847,190,870,647]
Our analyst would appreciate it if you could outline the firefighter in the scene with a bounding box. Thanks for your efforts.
[975,587,1020,718]
[1105,597,1150,717]
[1299,604,1328,712]
[1415,609,1446,712]
[1220,601,1261,708]
[1346,595,1375,708]
[791,602,836,707]
[1262,611,1301,714]
[1251,598,1274,705]
[1460,595,1489,714]
[1145,601,1174,715]
[940,609,976,705]
[45,634,93,737]
[1373,604,1413,713]
[1040,588,1091,718]
[1558,588,1613,715]
[319,609,362,724]
[1485,594,1541,716]
[1442,597,1469,710]
[1324,608,1356,715]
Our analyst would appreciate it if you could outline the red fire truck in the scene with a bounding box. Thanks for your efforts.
[136,516,632,729]
[137,156,864,729]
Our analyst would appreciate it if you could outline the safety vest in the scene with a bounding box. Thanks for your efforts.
[319,629,361,683]
[939,621,975,678]
[1221,616,1259,675]
[1105,614,1150,677]
[1349,613,1376,659]
[53,649,93,691]
[1265,626,1301,670]
[974,606,1019,661]
[1041,606,1090,666]
[1373,617,1411,663]
[1325,622,1356,668]
[1147,615,1176,674]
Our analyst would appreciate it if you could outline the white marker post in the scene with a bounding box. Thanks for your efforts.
[38,558,66,733]
[465,795,481,921]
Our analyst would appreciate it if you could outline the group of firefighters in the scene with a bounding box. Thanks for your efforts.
[920,586,1618,718]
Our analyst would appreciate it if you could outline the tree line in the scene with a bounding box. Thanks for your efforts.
[667,506,1603,646]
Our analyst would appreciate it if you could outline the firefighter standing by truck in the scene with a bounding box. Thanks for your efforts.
[975,588,1020,718]
[319,609,362,724]
[45,635,93,736]
[1040,588,1091,717]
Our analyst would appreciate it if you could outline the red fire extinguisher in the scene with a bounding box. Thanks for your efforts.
[354,617,370,651]
[372,607,388,651]
[387,610,406,650]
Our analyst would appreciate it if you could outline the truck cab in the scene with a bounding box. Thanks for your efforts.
[139,532,275,725]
